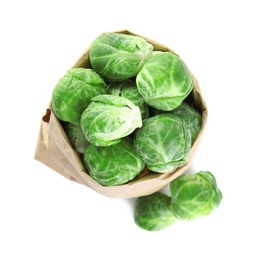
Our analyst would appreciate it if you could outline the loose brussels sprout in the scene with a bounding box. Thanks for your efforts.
[63,122,90,154]
[134,114,191,173]
[136,52,193,111]
[134,192,177,231]
[170,171,222,221]
[107,79,149,119]
[84,137,145,186]
[52,68,107,124]
[89,33,153,82]
[80,94,142,147]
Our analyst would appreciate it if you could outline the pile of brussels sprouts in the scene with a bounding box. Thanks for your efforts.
[134,171,222,231]
[51,32,222,231]
[51,32,202,186]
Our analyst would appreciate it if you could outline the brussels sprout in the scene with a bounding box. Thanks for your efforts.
[63,122,90,154]
[172,102,202,144]
[51,68,107,124]
[134,114,191,173]
[149,102,202,144]
[89,33,153,82]
[152,50,163,56]
[170,171,222,221]
[107,79,149,119]
[80,94,142,147]
[134,192,177,231]
[136,52,193,111]
[84,137,145,186]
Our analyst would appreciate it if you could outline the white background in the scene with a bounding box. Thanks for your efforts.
[1,0,257,259]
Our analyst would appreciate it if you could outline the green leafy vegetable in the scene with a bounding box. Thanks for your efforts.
[80,94,142,147]
[136,52,193,111]
[51,68,106,124]
[134,114,191,173]
[134,171,222,231]
[107,79,149,119]
[63,122,90,154]
[90,33,153,82]
[134,192,177,231]
[172,102,202,144]
[84,137,145,186]
[149,102,202,144]
[170,171,222,220]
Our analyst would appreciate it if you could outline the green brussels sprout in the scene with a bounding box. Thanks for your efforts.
[107,79,149,119]
[51,68,107,124]
[89,33,153,82]
[170,171,222,221]
[172,102,202,144]
[84,137,145,186]
[149,102,202,144]
[63,122,90,154]
[136,52,193,111]
[134,114,191,173]
[80,94,142,147]
[134,192,177,231]
[152,50,163,56]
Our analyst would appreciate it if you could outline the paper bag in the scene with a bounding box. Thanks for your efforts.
[34,30,208,198]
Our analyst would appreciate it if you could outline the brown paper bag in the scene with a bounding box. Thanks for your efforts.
[34,30,208,198]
